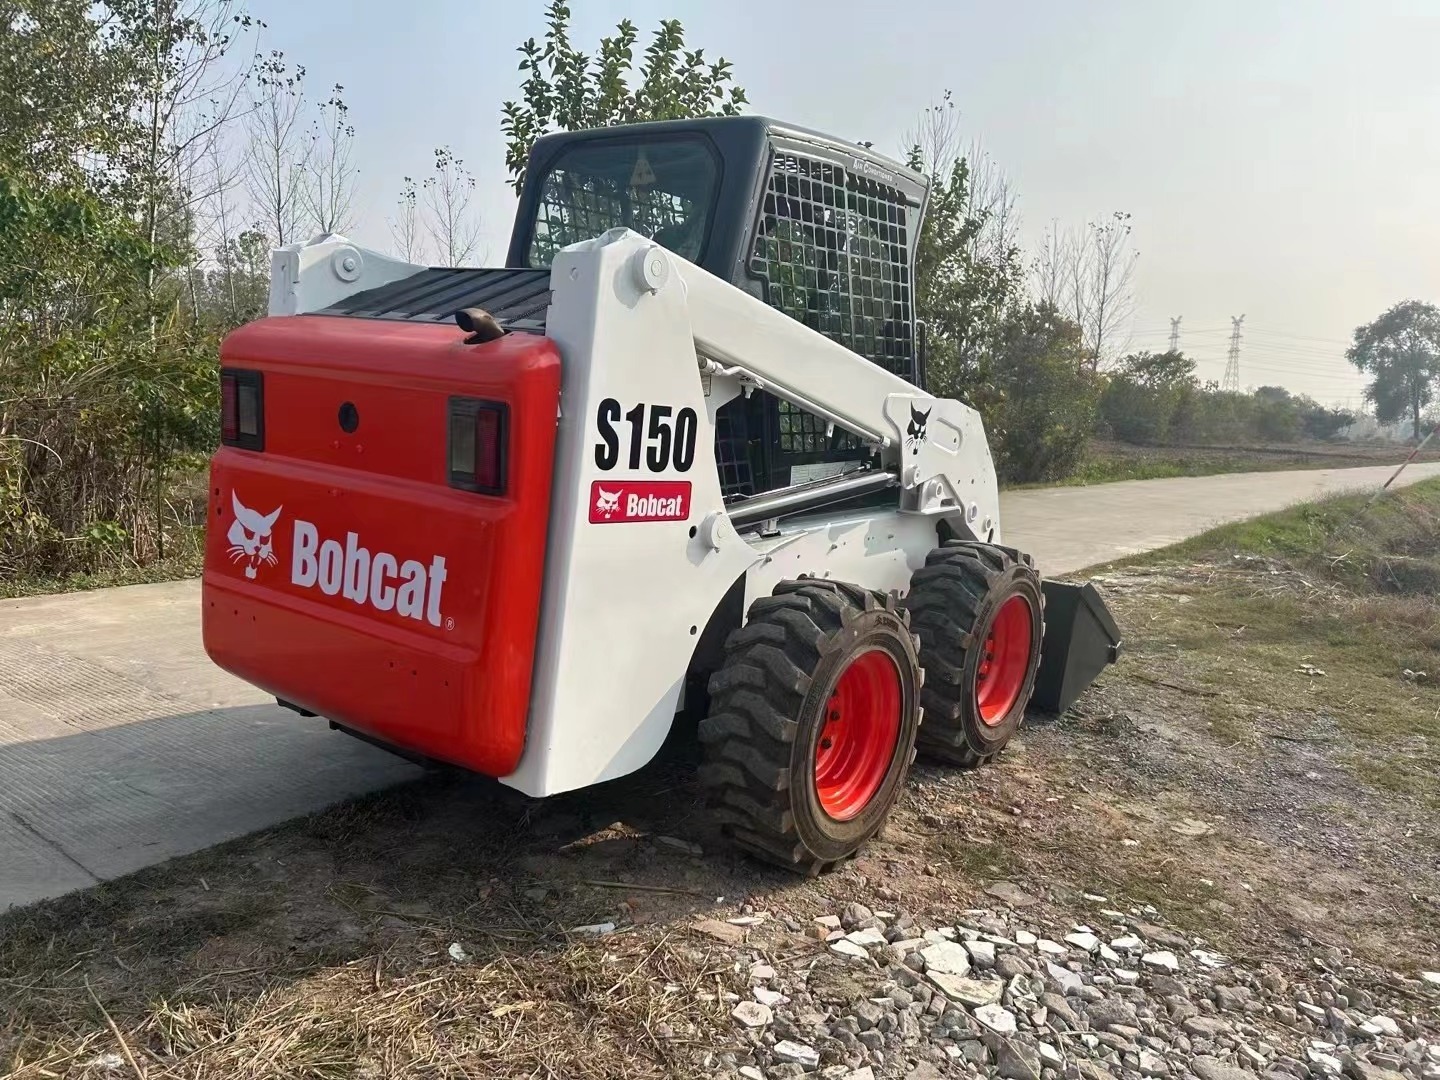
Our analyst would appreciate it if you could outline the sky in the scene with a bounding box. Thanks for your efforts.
[238,0,1440,407]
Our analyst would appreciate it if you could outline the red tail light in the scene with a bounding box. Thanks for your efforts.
[220,368,265,451]
[448,397,508,495]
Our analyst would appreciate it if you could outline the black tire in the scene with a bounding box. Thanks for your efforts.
[901,541,1044,767]
[697,578,922,876]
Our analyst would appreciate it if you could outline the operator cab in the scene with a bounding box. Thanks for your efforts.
[508,117,931,503]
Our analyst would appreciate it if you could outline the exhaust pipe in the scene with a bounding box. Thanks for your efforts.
[1030,580,1122,715]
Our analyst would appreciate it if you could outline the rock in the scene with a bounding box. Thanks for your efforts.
[1138,1050,1169,1076]
[733,1001,773,1028]
[1086,997,1139,1032]
[889,987,915,1010]
[921,941,973,977]
[1345,1062,1407,1080]
[1307,1048,1343,1075]
[1111,935,1145,952]
[775,1040,822,1068]
[1115,969,1141,986]
[1150,976,1188,998]
[1192,950,1228,969]
[1193,1057,1253,1080]
[929,972,1004,1008]
[831,939,870,960]
[997,954,1033,980]
[739,1068,766,1080]
[1183,1016,1232,1038]
[1298,1002,1327,1021]
[988,882,1042,908]
[1016,930,1040,947]
[846,1069,876,1080]
[1100,944,1122,965]
[1066,932,1102,953]
[857,1030,884,1051]
[755,987,788,1008]
[1367,1016,1403,1039]
[841,903,875,931]
[975,1003,1019,1036]
[815,915,843,930]
[1043,993,1082,1029]
[1215,985,1253,1012]
[1420,972,1440,987]
[770,1063,807,1078]
[994,1033,1044,1080]
[845,928,888,948]
[1142,952,1180,973]
[1134,922,1189,950]
[1046,962,1084,996]
[752,963,777,981]
[1039,1041,1064,1068]
[1038,940,1070,958]
[695,919,747,945]
[967,940,998,968]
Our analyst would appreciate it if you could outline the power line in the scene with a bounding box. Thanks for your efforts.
[1222,315,1245,394]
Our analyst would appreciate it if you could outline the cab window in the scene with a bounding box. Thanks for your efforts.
[525,138,719,268]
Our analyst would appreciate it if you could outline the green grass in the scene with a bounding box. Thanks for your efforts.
[0,529,204,600]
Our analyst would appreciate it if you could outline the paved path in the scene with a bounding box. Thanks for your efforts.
[4,462,1438,910]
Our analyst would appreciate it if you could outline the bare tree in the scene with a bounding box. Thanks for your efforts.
[301,85,357,235]
[1081,211,1139,369]
[1031,219,1070,312]
[423,146,483,266]
[244,50,308,247]
[389,177,426,263]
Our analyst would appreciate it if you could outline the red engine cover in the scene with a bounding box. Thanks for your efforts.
[201,315,561,778]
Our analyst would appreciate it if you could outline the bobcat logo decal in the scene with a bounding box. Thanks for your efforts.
[906,404,931,451]
[226,492,281,579]
[594,487,622,519]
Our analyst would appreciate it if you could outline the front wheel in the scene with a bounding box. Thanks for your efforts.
[902,542,1044,767]
[697,579,923,875]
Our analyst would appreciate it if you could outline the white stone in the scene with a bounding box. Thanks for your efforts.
[1037,939,1069,957]
[1046,961,1084,995]
[1367,1015,1402,1038]
[750,962,776,981]
[921,940,973,976]
[873,911,896,921]
[1084,893,1108,903]
[1039,1042,1065,1068]
[1139,1049,1170,1076]
[814,915,842,930]
[1297,1002,1327,1020]
[1191,949,1228,969]
[774,1040,821,1068]
[447,942,469,962]
[1142,950,1180,972]
[1111,935,1144,952]
[1422,972,1440,987]
[890,937,925,953]
[845,927,888,948]
[846,1069,876,1080]
[739,1068,766,1080]
[1099,944,1121,964]
[1115,968,1141,985]
[754,986,788,1008]
[1306,1048,1343,1074]
[927,972,1003,1008]
[1015,930,1039,946]
[924,929,955,945]
[1082,1034,1101,1050]
[1065,932,1101,953]
[830,939,870,960]
[728,914,767,926]
[983,933,1018,948]
[732,1001,772,1028]
[965,940,997,966]
[1361,1022,1387,1038]
[974,1003,1018,1036]
[935,927,959,939]
[1100,909,1128,920]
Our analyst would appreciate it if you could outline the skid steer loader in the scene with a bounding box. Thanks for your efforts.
[203,115,1120,873]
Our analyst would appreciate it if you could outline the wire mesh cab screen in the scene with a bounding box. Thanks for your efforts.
[525,137,719,268]
[742,145,917,485]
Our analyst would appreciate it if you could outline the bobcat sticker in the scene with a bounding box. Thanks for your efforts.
[594,487,621,519]
[226,493,281,579]
[906,404,931,451]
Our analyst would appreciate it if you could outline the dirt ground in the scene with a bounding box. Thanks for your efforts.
[2,485,1438,1078]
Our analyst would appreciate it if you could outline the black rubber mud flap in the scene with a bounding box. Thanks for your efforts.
[1030,580,1122,715]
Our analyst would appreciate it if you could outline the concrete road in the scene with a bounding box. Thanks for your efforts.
[4,461,1439,910]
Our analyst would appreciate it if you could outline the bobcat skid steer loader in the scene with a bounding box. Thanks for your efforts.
[203,115,1121,873]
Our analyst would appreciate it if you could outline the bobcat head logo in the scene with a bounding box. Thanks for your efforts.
[906,404,931,450]
[226,492,282,579]
[594,487,622,519]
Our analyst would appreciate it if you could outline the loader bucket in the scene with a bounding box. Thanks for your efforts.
[1030,579,1122,715]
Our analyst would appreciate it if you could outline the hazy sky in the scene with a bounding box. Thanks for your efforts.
[240,0,1440,407]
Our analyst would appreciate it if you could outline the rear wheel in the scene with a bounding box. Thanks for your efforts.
[902,542,1044,767]
[697,579,922,875]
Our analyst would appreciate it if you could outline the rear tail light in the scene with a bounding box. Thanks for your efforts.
[448,397,508,495]
[220,368,265,451]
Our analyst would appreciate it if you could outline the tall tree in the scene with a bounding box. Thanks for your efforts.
[389,177,425,264]
[301,85,357,235]
[423,146,482,266]
[1347,300,1440,440]
[500,1,747,192]
[244,49,308,247]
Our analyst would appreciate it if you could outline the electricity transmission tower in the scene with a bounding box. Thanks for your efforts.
[1222,315,1245,393]
[1168,317,1182,353]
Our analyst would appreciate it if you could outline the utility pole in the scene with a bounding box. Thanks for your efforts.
[1222,315,1245,394]
[1168,316,1182,353]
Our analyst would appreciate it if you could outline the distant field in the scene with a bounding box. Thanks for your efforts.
[1040,437,1440,487]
